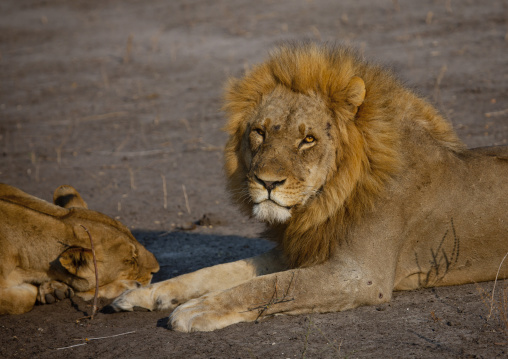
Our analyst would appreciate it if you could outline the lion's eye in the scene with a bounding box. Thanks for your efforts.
[303,135,315,144]
[304,135,315,143]
[299,135,316,149]
[254,128,265,137]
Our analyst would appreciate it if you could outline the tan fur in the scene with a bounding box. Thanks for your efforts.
[224,42,463,267]
[112,43,508,332]
[0,183,159,315]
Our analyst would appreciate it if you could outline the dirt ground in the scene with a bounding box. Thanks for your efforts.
[1,0,508,357]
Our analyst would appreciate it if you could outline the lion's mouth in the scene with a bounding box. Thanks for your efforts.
[252,200,292,223]
[257,199,292,209]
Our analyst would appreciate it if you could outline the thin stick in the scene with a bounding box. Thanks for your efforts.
[128,167,136,190]
[311,321,343,356]
[77,331,137,341]
[161,174,167,209]
[433,65,447,103]
[485,108,508,118]
[301,316,312,359]
[79,225,99,319]
[182,184,191,214]
[56,331,136,350]
[56,343,87,350]
[245,272,296,322]
[488,251,508,319]
[123,34,133,64]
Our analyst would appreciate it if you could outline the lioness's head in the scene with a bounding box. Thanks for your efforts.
[52,185,160,293]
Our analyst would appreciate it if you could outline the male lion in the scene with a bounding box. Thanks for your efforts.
[0,183,159,315]
[112,42,508,332]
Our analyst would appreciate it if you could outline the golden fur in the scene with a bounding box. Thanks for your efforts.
[223,42,463,267]
[0,184,159,315]
[111,43,508,332]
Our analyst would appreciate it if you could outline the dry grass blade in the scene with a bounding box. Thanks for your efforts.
[301,316,343,358]
[182,184,191,214]
[488,251,508,320]
[433,65,447,103]
[485,108,508,118]
[161,174,167,209]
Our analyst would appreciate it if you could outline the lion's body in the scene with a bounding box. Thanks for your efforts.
[112,43,508,332]
[0,184,159,315]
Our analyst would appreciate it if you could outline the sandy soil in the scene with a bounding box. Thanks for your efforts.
[1,0,508,357]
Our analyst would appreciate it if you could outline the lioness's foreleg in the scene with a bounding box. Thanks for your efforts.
[169,259,392,332]
[110,248,285,312]
[76,279,143,301]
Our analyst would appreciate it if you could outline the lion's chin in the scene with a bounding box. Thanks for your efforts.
[252,201,291,224]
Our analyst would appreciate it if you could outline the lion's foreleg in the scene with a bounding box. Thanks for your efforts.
[110,248,286,312]
[169,260,391,332]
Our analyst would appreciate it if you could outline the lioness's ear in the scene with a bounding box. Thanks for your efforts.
[345,76,366,108]
[53,185,88,209]
[59,247,94,277]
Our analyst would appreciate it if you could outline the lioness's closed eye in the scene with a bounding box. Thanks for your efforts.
[111,42,508,332]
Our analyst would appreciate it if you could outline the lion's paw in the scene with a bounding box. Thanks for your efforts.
[169,295,253,332]
[37,281,74,304]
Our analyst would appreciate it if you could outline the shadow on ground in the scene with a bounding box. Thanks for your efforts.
[132,230,275,283]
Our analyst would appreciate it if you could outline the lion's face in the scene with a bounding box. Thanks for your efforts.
[241,86,337,223]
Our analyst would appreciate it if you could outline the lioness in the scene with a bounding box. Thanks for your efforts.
[0,183,159,315]
[112,42,508,332]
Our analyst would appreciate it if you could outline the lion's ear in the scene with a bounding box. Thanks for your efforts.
[59,247,94,277]
[53,185,88,209]
[345,76,366,109]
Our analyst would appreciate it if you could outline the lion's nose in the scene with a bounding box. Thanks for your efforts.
[255,175,286,192]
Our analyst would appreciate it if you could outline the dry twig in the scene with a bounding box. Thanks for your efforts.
[433,65,447,103]
[182,184,191,214]
[128,167,136,190]
[301,316,343,358]
[79,225,99,319]
[123,34,133,64]
[488,251,508,320]
[55,331,136,350]
[245,272,296,322]
[161,174,168,209]
[485,108,508,118]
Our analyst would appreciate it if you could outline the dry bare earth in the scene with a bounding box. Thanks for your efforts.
[1,0,508,358]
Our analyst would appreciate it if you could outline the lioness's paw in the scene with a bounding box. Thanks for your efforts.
[37,281,74,304]
[110,282,188,313]
[109,287,153,312]
[169,295,254,332]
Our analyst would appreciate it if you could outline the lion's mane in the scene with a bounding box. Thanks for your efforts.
[223,42,464,268]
